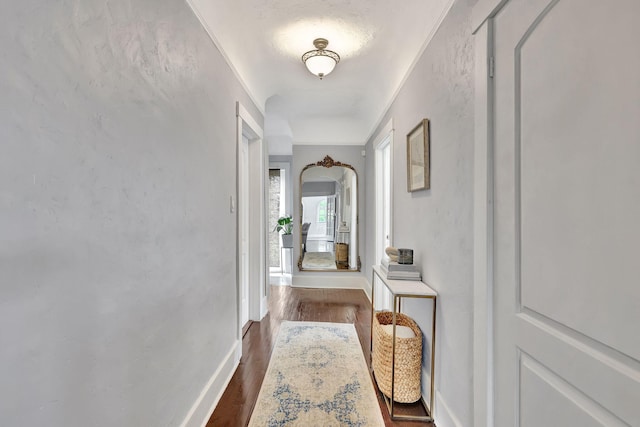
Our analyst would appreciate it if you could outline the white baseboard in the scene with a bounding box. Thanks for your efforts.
[363,277,373,302]
[235,339,243,363]
[260,296,269,320]
[180,341,240,427]
[422,371,464,427]
[292,275,367,290]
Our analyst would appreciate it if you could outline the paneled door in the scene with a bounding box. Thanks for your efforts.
[492,0,640,425]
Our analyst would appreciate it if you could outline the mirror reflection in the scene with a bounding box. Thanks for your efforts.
[298,156,360,271]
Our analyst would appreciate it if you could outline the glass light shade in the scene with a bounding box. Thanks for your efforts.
[304,54,337,78]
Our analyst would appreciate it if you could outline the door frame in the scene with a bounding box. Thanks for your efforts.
[472,1,504,426]
[373,118,394,307]
[374,118,394,267]
[236,102,266,360]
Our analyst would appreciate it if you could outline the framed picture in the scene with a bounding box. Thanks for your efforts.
[407,118,430,192]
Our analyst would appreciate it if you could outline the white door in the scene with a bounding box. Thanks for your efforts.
[492,0,640,425]
[239,136,250,328]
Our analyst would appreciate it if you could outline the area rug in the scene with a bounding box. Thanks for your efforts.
[248,321,384,427]
[301,252,336,269]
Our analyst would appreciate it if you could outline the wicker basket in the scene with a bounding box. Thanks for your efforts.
[372,311,422,403]
[335,243,348,264]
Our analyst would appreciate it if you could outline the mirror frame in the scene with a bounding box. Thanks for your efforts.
[298,155,361,272]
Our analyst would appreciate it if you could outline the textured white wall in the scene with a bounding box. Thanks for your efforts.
[0,0,261,425]
[365,0,476,425]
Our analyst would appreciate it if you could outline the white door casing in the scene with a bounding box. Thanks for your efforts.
[374,119,393,309]
[475,0,640,425]
[236,102,266,351]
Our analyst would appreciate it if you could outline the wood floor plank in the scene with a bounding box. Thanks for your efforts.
[207,286,434,427]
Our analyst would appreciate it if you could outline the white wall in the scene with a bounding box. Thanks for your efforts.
[0,1,262,425]
[365,0,476,425]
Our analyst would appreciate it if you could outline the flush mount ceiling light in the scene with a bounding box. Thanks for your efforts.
[302,38,340,79]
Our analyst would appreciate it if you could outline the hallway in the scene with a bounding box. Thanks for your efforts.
[3,0,638,424]
[208,286,432,426]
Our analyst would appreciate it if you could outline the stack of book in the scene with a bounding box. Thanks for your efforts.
[380,257,421,281]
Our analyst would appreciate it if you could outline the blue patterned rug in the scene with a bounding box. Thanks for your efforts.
[248,321,384,426]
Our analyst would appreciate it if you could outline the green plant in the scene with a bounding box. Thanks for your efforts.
[273,215,293,235]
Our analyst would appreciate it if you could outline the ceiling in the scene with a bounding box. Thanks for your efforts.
[187,0,454,153]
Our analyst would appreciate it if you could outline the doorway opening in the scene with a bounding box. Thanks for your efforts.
[268,168,292,284]
[302,195,336,251]
[268,158,292,285]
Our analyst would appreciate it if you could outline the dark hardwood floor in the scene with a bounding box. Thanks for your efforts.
[207,285,434,427]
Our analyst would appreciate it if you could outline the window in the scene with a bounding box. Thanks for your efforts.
[317,199,327,223]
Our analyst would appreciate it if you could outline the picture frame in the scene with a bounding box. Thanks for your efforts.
[407,118,430,192]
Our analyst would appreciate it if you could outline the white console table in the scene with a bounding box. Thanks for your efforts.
[370,265,437,422]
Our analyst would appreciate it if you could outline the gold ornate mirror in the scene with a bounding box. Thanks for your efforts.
[298,156,360,272]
